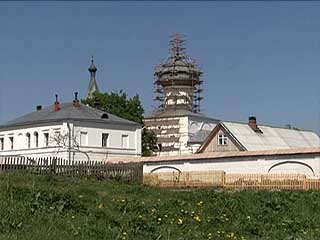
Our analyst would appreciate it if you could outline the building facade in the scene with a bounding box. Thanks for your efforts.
[0,95,141,161]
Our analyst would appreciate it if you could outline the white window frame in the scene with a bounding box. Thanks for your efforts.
[218,134,228,146]
[80,132,88,146]
[121,134,129,149]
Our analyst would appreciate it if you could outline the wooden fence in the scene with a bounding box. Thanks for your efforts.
[144,171,225,187]
[225,173,307,190]
[0,156,143,183]
[144,171,320,191]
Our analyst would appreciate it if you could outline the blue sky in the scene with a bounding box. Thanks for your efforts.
[1,2,320,132]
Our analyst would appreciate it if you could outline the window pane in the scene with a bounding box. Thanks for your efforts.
[121,135,129,149]
[9,137,14,150]
[102,133,109,147]
[26,133,31,148]
[0,138,3,150]
[44,133,49,147]
[34,132,39,148]
[218,134,228,145]
[223,137,228,145]
[80,132,88,146]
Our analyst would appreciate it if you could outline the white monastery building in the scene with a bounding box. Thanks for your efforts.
[0,59,141,161]
[0,94,141,161]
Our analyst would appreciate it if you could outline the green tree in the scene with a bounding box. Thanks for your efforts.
[142,127,158,157]
[83,91,157,156]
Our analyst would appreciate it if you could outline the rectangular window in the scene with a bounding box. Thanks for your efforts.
[0,138,3,150]
[80,132,88,146]
[9,137,14,150]
[44,133,49,147]
[102,133,109,148]
[121,135,129,149]
[218,134,228,146]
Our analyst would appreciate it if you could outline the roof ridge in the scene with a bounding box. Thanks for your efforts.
[222,120,314,133]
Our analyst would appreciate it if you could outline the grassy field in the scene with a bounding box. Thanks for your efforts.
[1,173,320,240]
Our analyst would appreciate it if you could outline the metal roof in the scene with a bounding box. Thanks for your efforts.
[107,147,320,164]
[0,103,140,129]
[221,121,320,151]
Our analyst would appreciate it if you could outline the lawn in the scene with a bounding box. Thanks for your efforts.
[0,172,320,240]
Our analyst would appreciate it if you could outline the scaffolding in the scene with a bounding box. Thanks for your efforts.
[153,33,204,114]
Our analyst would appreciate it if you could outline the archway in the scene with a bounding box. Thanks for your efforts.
[150,166,182,173]
[268,161,314,176]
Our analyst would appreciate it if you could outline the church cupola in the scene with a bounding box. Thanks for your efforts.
[86,56,100,99]
[153,33,204,114]
[88,56,97,73]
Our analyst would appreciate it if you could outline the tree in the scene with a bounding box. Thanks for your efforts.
[49,128,91,161]
[83,91,158,156]
[142,128,158,157]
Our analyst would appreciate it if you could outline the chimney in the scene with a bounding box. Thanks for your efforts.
[54,94,60,111]
[248,116,263,133]
[36,105,42,111]
[248,116,257,130]
[73,92,80,108]
[285,124,292,129]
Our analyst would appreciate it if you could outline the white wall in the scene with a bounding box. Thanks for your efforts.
[0,120,141,161]
[143,153,320,177]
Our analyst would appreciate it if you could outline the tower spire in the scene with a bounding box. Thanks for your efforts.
[86,56,99,99]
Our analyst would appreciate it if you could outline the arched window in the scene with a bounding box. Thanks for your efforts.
[26,133,31,149]
[34,132,39,148]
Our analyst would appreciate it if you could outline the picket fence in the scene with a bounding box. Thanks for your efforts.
[144,171,320,191]
[0,156,143,183]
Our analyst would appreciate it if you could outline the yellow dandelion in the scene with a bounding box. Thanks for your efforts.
[194,215,201,222]
[177,218,183,225]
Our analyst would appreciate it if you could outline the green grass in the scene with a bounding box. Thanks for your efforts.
[0,172,320,240]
